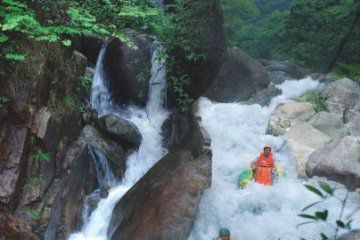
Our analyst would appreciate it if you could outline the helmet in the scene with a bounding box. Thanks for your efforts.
[219,228,230,237]
[263,144,272,151]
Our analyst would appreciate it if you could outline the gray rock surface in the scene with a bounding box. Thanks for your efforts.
[98,114,142,148]
[285,122,332,176]
[267,101,316,136]
[306,136,360,189]
[309,111,345,138]
[321,78,360,122]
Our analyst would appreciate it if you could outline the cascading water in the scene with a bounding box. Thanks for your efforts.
[68,43,168,240]
[90,147,117,188]
[189,78,360,240]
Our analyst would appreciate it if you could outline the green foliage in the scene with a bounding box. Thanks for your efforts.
[335,62,360,85]
[222,0,360,72]
[278,0,360,71]
[80,75,92,92]
[0,0,160,60]
[26,208,41,220]
[24,175,44,190]
[304,91,326,113]
[32,150,51,164]
[222,0,260,47]
[0,95,9,106]
[298,182,357,240]
[5,53,25,61]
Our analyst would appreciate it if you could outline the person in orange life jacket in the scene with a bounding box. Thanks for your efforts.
[251,144,276,185]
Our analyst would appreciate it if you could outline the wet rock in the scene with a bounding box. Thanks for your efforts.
[344,114,360,136]
[0,124,28,206]
[98,114,142,148]
[259,59,305,82]
[100,185,110,198]
[45,142,98,240]
[309,111,345,138]
[267,101,316,136]
[78,34,105,65]
[74,125,125,178]
[285,122,332,176]
[306,136,360,189]
[247,83,282,106]
[338,230,360,240]
[84,67,94,79]
[108,116,212,240]
[161,113,191,151]
[32,107,82,155]
[321,78,360,122]
[104,32,152,107]
[81,106,98,125]
[0,213,35,240]
[72,51,88,66]
[205,48,269,102]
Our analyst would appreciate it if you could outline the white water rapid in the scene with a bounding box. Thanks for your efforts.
[68,43,168,240]
[190,78,360,240]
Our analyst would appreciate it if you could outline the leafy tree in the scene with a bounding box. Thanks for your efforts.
[279,0,360,71]
[0,0,159,60]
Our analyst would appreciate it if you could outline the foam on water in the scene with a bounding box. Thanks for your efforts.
[190,77,360,240]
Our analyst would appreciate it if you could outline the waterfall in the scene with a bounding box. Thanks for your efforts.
[189,78,360,240]
[68,42,168,240]
[90,147,117,188]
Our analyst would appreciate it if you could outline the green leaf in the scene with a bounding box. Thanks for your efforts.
[5,53,25,61]
[0,34,8,43]
[298,214,318,220]
[315,210,328,221]
[304,184,325,198]
[319,182,334,195]
[320,233,329,240]
[62,39,71,46]
[336,220,345,228]
[301,201,323,212]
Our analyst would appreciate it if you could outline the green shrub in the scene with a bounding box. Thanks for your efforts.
[298,182,357,240]
[304,91,326,113]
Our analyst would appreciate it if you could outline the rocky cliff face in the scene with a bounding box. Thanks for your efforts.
[0,40,89,239]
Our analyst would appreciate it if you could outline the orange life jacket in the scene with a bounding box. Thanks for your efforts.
[255,152,274,185]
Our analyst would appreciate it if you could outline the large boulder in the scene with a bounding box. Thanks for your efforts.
[103,32,153,107]
[285,122,332,176]
[108,116,212,240]
[306,136,360,189]
[308,111,345,138]
[321,78,360,122]
[267,101,316,136]
[205,48,269,102]
[259,59,305,84]
[98,114,142,148]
